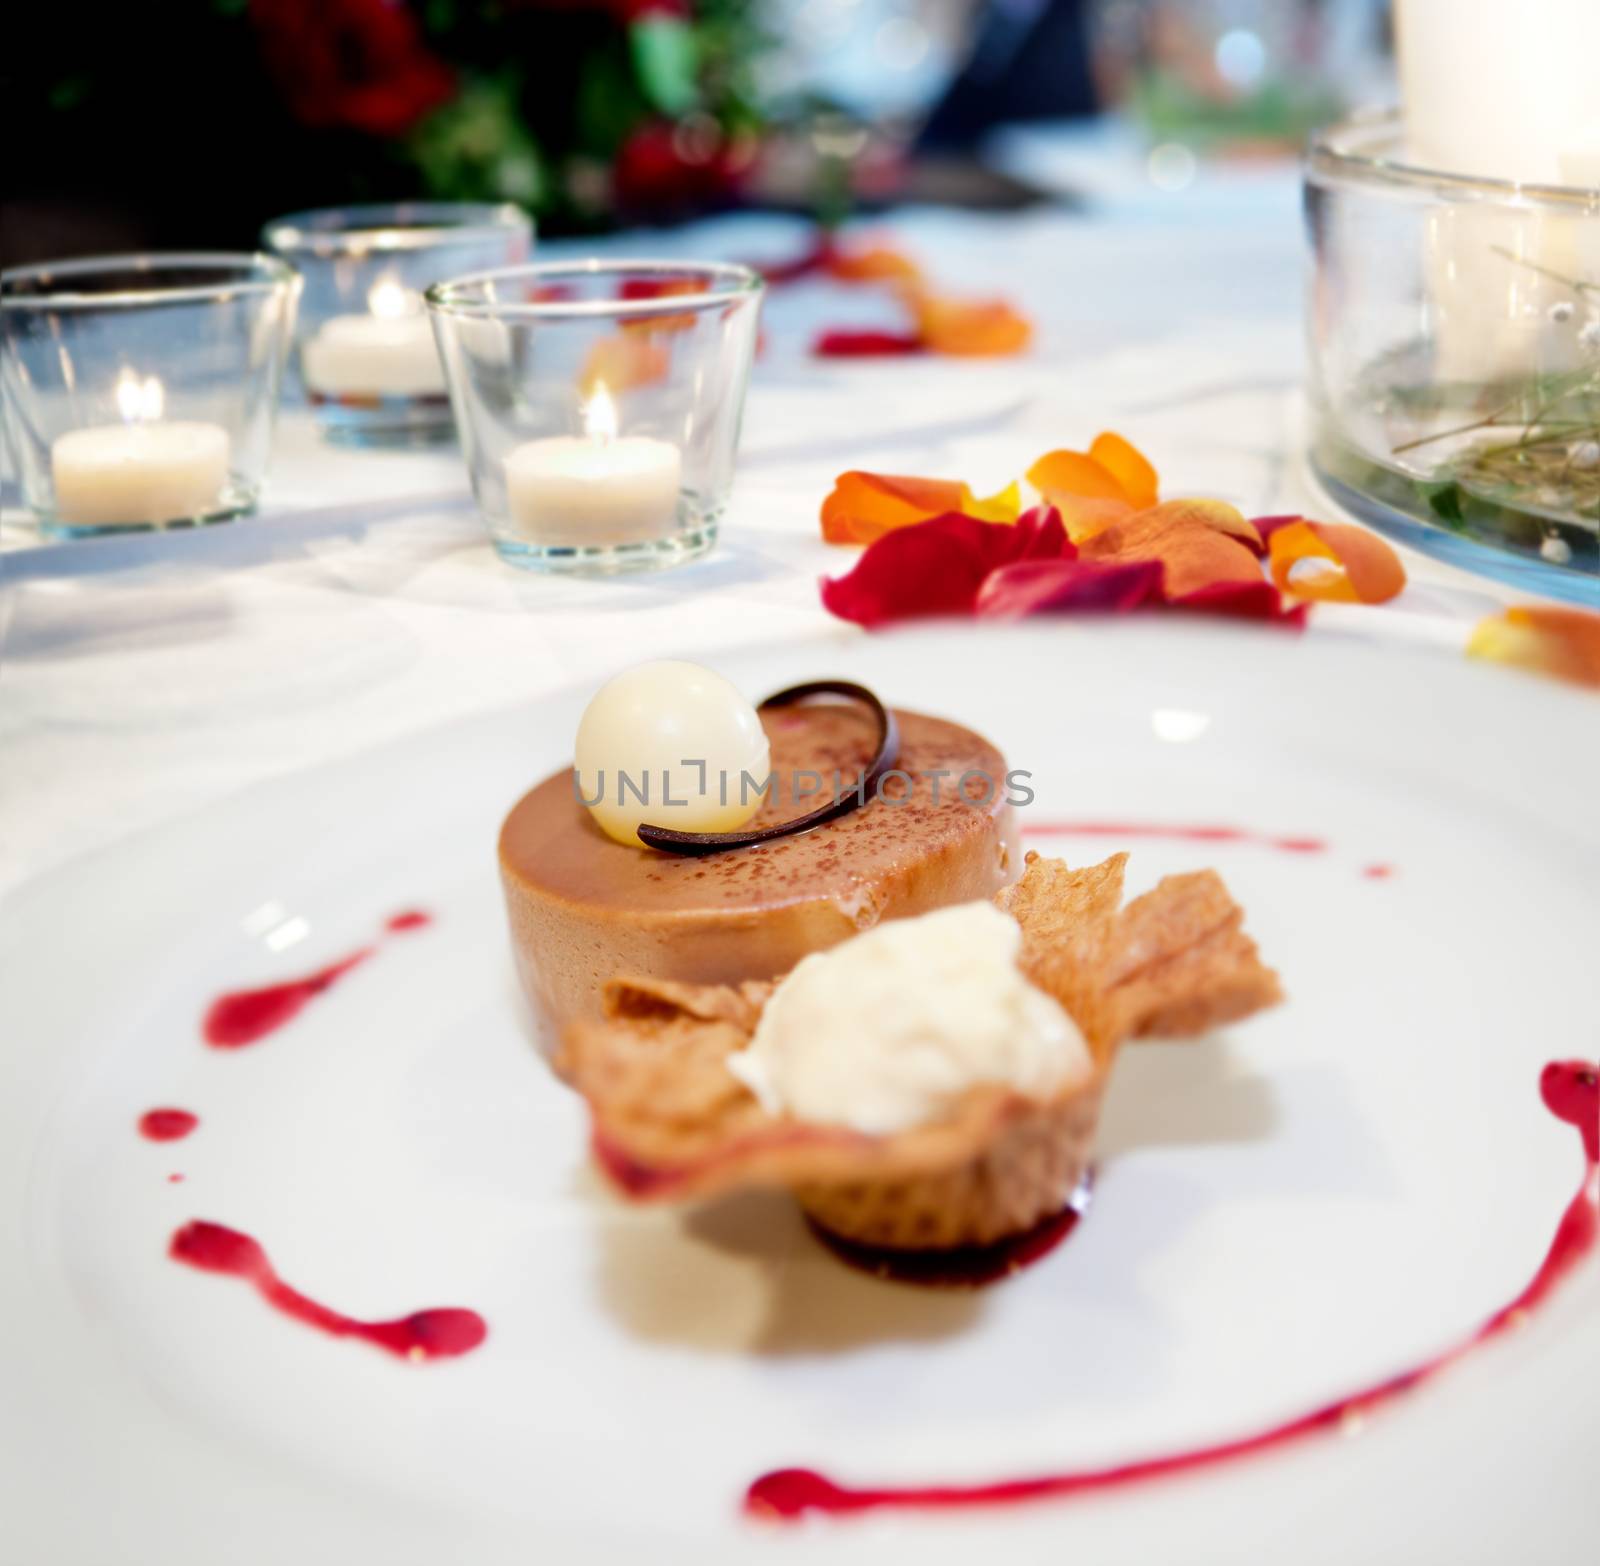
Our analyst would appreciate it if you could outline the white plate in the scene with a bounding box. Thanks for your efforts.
[2,622,1596,1566]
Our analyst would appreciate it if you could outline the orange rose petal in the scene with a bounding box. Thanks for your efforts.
[1088,432,1160,510]
[1027,446,1146,542]
[1026,450,1128,503]
[622,312,696,335]
[914,294,1033,357]
[820,471,971,545]
[1268,520,1406,604]
[827,244,925,287]
[1466,606,1600,689]
[1053,494,1137,543]
[1140,498,1260,551]
[1081,502,1265,598]
[579,334,669,396]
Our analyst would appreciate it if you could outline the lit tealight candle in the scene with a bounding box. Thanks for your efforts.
[574,661,770,847]
[51,371,231,527]
[504,383,682,546]
[301,278,446,399]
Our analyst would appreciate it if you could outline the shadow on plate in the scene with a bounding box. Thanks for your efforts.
[585,1037,1286,1359]
[1099,1036,1281,1160]
[590,1179,983,1357]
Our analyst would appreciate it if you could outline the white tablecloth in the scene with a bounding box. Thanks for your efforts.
[0,181,1539,899]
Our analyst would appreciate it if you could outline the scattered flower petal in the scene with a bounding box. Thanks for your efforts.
[1080,500,1263,598]
[615,276,702,334]
[826,244,924,287]
[1055,495,1141,543]
[820,471,1019,544]
[813,329,926,358]
[821,472,968,545]
[580,333,669,395]
[617,277,705,302]
[1170,578,1309,625]
[758,235,837,285]
[1466,606,1600,689]
[966,481,1023,525]
[772,229,1031,361]
[820,509,1066,627]
[977,557,1166,618]
[912,293,1033,357]
[1267,520,1406,604]
[815,442,1339,630]
[1244,514,1304,556]
[1088,432,1160,510]
[1027,449,1130,505]
[1027,433,1162,539]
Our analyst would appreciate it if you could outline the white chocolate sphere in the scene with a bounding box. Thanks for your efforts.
[574,661,771,848]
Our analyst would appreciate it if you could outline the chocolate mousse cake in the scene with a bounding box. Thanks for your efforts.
[499,698,1018,1041]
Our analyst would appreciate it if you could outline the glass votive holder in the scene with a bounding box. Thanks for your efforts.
[263,202,532,448]
[426,260,763,574]
[1307,111,1600,597]
[0,252,299,537]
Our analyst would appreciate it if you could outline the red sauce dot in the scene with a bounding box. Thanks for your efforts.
[139,1109,199,1142]
[1271,835,1327,854]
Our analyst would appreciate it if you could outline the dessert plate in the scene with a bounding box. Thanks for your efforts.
[2,622,1596,1566]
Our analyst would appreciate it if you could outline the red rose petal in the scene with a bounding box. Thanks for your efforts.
[1010,504,1072,559]
[812,329,927,358]
[1170,577,1309,625]
[820,509,1070,628]
[616,277,704,301]
[977,557,1166,618]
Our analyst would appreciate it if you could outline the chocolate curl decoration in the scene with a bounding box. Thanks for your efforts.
[636,680,901,857]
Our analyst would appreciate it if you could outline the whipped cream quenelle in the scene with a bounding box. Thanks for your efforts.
[728,901,1093,1134]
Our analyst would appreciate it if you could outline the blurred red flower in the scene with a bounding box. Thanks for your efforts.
[249,0,456,138]
[613,119,752,216]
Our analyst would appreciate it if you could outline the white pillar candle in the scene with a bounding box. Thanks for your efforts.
[301,279,447,398]
[1396,0,1600,388]
[1398,0,1600,185]
[50,372,230,526]
[504,385,681,546]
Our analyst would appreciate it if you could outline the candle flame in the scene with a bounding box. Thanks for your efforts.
[368,278,419,319]
[585,381,618,443]
[115,369,164,423]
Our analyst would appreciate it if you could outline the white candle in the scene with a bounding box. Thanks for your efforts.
[1398,0,1600,185]
[301,279,446,398]
[51,372,230,526]
[504,385,681,546]
[1396,1,1600,387]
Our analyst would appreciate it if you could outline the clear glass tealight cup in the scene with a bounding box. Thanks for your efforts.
[0,252,300,537]
[263,202,533,448]
[426,260,763,574]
